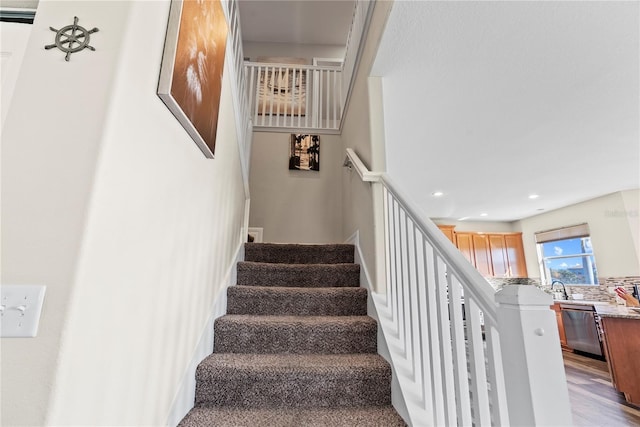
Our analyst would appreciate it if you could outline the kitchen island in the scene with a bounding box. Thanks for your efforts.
[595,305,640,408]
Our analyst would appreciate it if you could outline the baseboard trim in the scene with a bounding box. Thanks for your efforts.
[247,227,263,243]
[165,241,244,426]
[346,231,411,425]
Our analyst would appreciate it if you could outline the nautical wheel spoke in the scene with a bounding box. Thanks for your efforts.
[44,16,98,61]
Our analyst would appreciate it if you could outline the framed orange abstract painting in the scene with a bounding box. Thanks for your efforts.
[158,0,228,158]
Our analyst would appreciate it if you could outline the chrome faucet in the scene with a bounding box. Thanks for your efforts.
[551,280,569,300]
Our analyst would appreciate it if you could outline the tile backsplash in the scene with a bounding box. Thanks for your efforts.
[486,276,640,303]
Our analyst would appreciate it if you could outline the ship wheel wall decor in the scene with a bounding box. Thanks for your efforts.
[45,16,99,61]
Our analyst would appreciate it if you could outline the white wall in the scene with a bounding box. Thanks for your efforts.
[1,3,133,425]
[1,2,247,426]
[249,132,343,243]
[517,190,640,279]
[1,21,32,126]
[432,219,518,233]
[621,189,640,267]
[243,41,345,62]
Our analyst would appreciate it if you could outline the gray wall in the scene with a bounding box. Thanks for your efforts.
[249,132,344,243]
[340,1,394,291]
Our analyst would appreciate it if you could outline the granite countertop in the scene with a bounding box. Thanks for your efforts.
[553,299,613,306]
[595,304,640,320]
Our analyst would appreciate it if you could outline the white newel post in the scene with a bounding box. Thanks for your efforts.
[496,285,573,426]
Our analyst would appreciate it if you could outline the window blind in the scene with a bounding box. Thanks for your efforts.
[534,223,590,244]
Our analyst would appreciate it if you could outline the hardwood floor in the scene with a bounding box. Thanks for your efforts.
[563,350,640,426]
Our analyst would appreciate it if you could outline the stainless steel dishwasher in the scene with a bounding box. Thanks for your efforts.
[560,303,603,357]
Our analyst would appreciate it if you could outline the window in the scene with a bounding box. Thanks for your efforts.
[535,224,599,285]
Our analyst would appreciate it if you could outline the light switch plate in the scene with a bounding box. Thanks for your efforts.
[1,285,46,337]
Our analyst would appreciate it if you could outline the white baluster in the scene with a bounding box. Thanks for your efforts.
[448,274,472,425]
[424,244,444,425]
[465,297,491,426]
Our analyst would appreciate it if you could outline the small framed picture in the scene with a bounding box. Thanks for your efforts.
[288,134,320,171]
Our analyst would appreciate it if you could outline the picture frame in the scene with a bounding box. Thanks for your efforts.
[157,0,228,158]
[289,134,320,171]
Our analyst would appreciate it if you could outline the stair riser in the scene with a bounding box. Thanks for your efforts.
[214,320,377,354]
[195,368,391,408]
[237,263,360,288]
[227,287,367,316]
[178,406,407,427]
[245,243,355,264]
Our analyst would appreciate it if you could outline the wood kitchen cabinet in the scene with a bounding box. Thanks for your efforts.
[504,234,527,277]
[489,234,509,277]
[551,303,568,348]
[437,225,456,244]
[454,232,474,265]
[472,234,493,276]
[444,226,527,278]
[600,315,640,407]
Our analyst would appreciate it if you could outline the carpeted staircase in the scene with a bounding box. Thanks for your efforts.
[178,243,406,426]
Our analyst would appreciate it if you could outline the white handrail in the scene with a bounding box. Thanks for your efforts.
[346,148,573,426]
[344,148,381,182]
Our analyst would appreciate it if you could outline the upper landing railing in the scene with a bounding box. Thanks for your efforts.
[245,62,343,132]
[244,0,373,133]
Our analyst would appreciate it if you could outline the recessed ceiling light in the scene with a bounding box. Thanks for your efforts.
[480,213,488,217]
[528,194,540,200]
[458,216,469,221]
[432,191,444,197]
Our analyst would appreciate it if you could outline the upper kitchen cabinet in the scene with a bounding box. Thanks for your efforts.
[489,234,509,277]
[472,233,493,277]
[454,232,474,264]
[504,233,528,277]
[444,226,528,278]
[437,225,456,244]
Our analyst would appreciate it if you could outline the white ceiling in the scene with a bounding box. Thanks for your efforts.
[372,1,639,221]
[237,0,354,46]
[0,0,355,47]
[6,0,637,222]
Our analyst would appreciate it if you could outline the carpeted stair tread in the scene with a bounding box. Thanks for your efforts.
[237,261,360,287]
[178,406,407,427]
[244,243,355,264]
[214,315,377,354]
[195,353,391,408]
[179,241,406,425]
[227,286,368,316]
